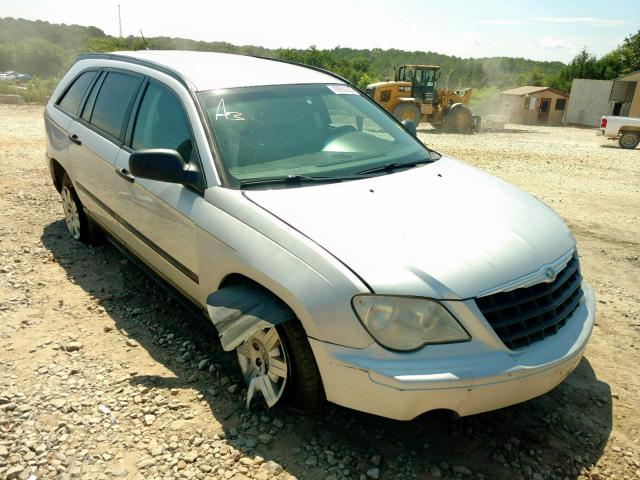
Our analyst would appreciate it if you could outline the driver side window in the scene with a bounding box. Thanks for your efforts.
[132,82,196,163]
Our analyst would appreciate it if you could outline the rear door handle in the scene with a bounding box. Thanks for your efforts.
[69,133,82,145]
[116,167,135,183]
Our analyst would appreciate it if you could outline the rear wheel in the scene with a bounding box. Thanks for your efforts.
[60,174,101,244]
[392,103,421,124]
[619,131,640,149]
[237,320,324,413]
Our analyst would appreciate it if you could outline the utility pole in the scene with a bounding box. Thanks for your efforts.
[118,5,122,37]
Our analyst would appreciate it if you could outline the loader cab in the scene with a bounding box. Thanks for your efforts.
[395,65,440,103]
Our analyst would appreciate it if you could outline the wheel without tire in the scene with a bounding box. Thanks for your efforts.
[619,131,639,149]
[236,320,324,413]
[60,174,101,244]
[392,103,421,124]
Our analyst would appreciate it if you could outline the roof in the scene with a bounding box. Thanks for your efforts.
[618,69,640,81]
[107,50,342,91]
[501,85,569,97]
[402,65,440,69]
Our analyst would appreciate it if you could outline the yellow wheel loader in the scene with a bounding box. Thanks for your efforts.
[366,65,481,133]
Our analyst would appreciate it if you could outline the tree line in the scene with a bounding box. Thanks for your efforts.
[0,16,638,95]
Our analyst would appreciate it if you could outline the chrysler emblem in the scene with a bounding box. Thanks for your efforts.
[544,267,556,282]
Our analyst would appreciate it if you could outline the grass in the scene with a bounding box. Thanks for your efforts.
[0,77,58,104]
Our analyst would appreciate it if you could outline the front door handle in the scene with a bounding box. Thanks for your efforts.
[69,133,82,145]
[116,167,135,183]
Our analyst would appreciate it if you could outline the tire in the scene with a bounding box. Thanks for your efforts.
[445,105,472,133]
[279,320,325,413]
[619,131,640,149]
[392,103,421,124]
[60,174,101,245]
[236,319,324,413]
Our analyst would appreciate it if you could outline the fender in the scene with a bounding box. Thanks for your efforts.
[206,283,293,351]
[446,102,466,114]
[194,187,375,349]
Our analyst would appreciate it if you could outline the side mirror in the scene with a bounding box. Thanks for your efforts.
[129,149,186,183]
[402,119,417,136]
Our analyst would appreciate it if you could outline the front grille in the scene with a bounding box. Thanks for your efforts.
[475,255,583,350]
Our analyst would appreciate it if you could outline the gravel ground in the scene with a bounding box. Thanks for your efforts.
[1,104,639,480]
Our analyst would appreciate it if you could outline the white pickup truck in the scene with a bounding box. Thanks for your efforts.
[598,116,640,149]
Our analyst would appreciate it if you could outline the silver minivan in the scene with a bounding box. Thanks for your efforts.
[45,50,595,420]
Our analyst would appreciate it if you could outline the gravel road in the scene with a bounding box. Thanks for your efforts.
[1,104,639,480]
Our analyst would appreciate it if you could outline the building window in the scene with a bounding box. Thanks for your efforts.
[555,98,566,111]
[525,96,537,110]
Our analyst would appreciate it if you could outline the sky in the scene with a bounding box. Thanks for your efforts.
[1,0,638,63]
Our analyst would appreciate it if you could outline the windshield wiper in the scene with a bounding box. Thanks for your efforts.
[239,174,351,188]
[356,159,433,175]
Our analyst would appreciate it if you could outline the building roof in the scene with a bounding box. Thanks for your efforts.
[107,50,342,91]
[501,85,569,97]
[618,69,640,81]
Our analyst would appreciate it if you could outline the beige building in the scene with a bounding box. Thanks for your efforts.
[617,70,640,118]
[499,86,569,125]
[565,71,640,127]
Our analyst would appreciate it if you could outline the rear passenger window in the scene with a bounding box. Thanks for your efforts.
[57,71,97,115]
[90,72,141,140]
[132,83,194,162]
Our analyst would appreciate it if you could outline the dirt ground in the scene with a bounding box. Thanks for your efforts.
[0,104,639,480]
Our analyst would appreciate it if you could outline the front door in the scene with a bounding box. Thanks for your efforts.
[537,98,551,124]
[112,79,203,299]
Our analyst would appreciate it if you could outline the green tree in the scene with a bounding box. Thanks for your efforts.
[0,43,13,70]
[616,30,640,74]
[516,67,545,87]
[12,38,68,77]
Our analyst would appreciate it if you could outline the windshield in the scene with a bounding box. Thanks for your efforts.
[197,83,434,188]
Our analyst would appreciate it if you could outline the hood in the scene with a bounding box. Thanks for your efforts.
[245,157,575,299]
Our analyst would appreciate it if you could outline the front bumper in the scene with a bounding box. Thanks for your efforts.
[310,281,595,421]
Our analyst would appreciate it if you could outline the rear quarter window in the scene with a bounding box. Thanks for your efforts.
[89,71,142,140]
[57,71,97,115]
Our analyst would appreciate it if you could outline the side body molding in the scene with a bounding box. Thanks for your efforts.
[206,284,293,351]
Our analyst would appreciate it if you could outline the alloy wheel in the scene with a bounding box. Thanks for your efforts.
[236,327,288,409]
[61,186,81,240]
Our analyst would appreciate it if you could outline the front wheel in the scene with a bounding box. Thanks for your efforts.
[392,103,421,124]
[619,131,640,149]
[236,320,324,413]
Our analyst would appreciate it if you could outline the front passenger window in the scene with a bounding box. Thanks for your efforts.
[132,83,195,162]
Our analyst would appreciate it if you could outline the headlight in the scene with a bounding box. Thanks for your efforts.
[352,295,470,351]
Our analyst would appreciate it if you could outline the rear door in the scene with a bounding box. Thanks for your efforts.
[46,69,99,168]
[112,79,204,299]
[67,70,144,229]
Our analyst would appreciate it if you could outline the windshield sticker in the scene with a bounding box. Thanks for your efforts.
[215,98,245,121]
[327,85,358,95]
